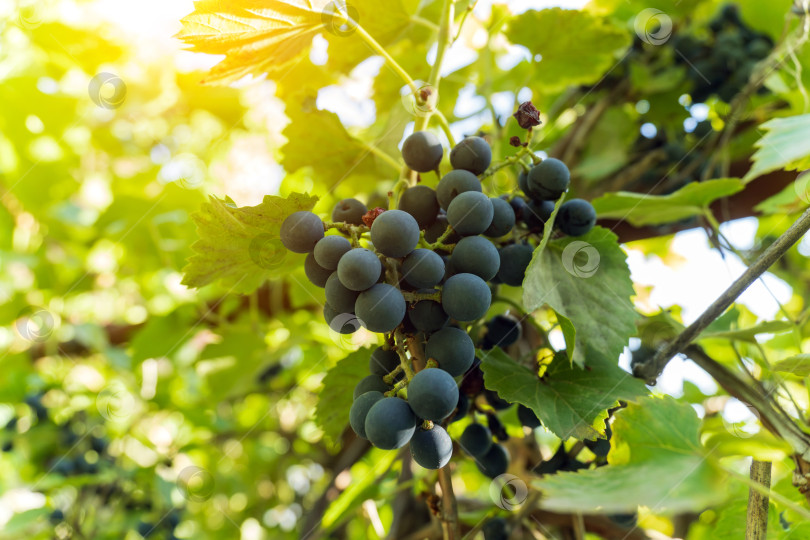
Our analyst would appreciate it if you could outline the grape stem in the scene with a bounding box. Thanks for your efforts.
[383,365,404,385]
[420,226,457,252]
[385,378,409,397]
[394,329,416,381]
[413,0,455,137]
[479,145,533,180]
[353,24,419,96]
[437,465,460,539]
[401,290,441,303]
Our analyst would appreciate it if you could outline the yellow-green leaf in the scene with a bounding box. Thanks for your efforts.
[591,178,744,227]
[182,193,318,293]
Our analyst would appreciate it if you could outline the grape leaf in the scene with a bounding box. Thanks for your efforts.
[523,226,636,368]
[282,98,395,180]
[591,178,744,227]
[534,396,728,513]
[480,348,647,440]
[771,354,810,377]
[314,347,373,444]
[176,0,334,84]
[176,0,412,84]
[506,8,629,91]
[744,114,810,182]
[182,192,318,294]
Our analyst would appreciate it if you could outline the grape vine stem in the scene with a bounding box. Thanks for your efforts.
[635,206,810,384]
[414,0,455,138]
[437,465,460,540]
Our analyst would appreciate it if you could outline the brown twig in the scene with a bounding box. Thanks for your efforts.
[437,465,460,540]
[634,206,810,384]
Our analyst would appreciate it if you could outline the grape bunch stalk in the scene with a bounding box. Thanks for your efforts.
[278,102,597,472]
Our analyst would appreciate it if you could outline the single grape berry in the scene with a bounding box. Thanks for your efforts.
[527,158,570,201]
[408,299,449,333]
[517,404,542,429]
[482,517,508,540]
[370,210,420,258]
[496,244,533,287]
[450,136,492,175]
[370,347,400,377]
[459,423,492,457]
[476,443,509,478]
[355,283,406,333]
[407,368,459,422]
[332,198,368,225]
[402,131,443,173]
[350,390,384,439]
[337,248,382,291]
[442,273,491,322]
[313,235,352,270]
[446,191,494,236]
[304,252,332,287]
[410,424,453,469]
[508,195,527,219]
[353,375,390,399]
[280,211,324,253]
[365,397,417,450]
[401,249,445,289]
[325,273,360,313]
[49,509,64,524]
[556,198,596,237]
[425,327,475,377]
[484,197,516,238]
[323,303,359,333]
[486,315,522,347]
[523,199,555,230]
[436,169,482,210]
[450,236,500,281]
[398,185,440,228]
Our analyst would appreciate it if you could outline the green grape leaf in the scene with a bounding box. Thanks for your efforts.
[523,226,636,368]
[314,348,373,445]
[182,192,318,294]
[282,99,397,181]
[591,178,744,227]
[744,114,810,182]
[535,396,727,513]
[506,8,630,91]
[480,348,647,440]
[771,354,810,377]
[699,320,794,343]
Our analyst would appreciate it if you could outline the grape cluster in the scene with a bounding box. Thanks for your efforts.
[279,114,598,471]
[674,4,773,103]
